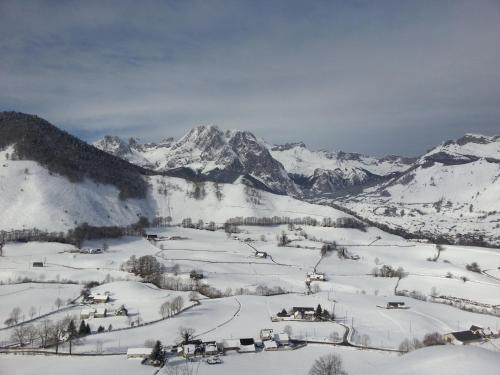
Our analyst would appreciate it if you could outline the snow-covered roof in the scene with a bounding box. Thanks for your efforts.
[222,339,240,349]
[238,344,256,353]
[274,333,289,342]
[263,340,278,349]
[90,293,108,300]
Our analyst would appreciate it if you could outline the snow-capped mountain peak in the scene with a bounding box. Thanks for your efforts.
[94,125,298,195]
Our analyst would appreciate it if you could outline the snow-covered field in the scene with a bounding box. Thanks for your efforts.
[1,223,499,373]
[3,345,499,375]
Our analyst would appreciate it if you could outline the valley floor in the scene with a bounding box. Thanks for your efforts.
[1,224,499,374]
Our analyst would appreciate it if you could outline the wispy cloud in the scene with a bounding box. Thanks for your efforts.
[1,0,499,155]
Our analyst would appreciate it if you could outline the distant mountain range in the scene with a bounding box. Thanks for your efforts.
[1,111,499,246]
[94,126,416,197]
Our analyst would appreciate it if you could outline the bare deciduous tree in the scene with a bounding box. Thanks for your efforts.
[159,301,171,318]
[26,324,37,348]
[178,326,195,344]
[172,296,184,314]
[10,307,22,324]
[309,354,347,375]
[54,297,63,310]
[283,325,293,337]
[309,354,348,375]
[37,319,53,348]
[11,323,30,346]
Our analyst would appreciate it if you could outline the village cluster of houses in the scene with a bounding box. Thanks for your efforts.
[272,306,332,322]
[80,292,128,320]
[127,329,292,363]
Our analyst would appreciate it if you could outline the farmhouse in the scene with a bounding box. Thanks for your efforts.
[222,339,240,352]
[306,272,326,281]
[89,293,109,303]
[292,307,315,320]
[80,308,96,319]
[386,302,407,309]
[260,328,274,340]
[238,338,256,353]
[127,347,152,359]
[444,330,483,345]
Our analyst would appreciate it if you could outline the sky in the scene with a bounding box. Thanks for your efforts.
[1,0,499,156]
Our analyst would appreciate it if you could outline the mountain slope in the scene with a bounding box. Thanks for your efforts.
[0,112,149,199]
[270,142,414,196]
[94,126,298,195]
[337,134,500,246]
[0,149,349,232]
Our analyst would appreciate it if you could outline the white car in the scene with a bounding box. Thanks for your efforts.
[207,356,223,365]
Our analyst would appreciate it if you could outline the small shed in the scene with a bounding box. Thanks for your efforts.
[263,340,278,351]
[94,307,107,318]
[260,328,274,340]
[238,338,256,353]
[274,332,290,346]
[127,347,152,359]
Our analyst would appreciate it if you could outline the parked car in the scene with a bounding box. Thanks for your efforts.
[206,356,223,365]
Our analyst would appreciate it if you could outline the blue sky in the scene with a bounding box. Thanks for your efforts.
[1,0,499,156]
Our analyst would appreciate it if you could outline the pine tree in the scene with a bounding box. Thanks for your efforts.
[78,320,86,336]
[86,322,91,335]
[150,340,163,364]
[315,304,323,318]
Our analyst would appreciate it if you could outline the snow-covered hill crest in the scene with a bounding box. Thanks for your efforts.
[339,134,500,246]
[269,142,414,196]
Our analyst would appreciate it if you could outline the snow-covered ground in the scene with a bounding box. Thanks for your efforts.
[1,224,499,372]
[0,146,349,232]
[3,345,499,375]
[0,354,153,375]
[339,134,500,246]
